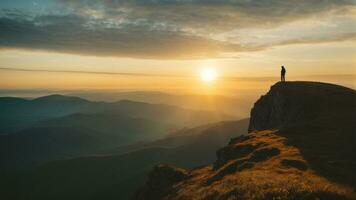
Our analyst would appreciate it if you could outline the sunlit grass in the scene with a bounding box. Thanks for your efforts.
[164,130,355,200]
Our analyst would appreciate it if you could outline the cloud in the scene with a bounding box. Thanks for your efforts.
[0,14,259,59]
[272,32,356,47]
[226,14,356,47]
[0,0,355,59]
[59,0,355,31]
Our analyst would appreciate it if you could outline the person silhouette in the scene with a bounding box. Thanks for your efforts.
[281,66,286,82]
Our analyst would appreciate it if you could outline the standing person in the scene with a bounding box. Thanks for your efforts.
[281,66,286,82]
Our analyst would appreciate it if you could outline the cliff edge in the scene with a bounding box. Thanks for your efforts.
[249,81,355,132]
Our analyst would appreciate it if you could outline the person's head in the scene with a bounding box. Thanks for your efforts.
[281,66,284,69]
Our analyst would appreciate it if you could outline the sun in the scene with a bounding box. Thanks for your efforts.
[200,68,217,82]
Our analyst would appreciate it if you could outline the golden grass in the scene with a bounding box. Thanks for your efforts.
[163,131,355,200]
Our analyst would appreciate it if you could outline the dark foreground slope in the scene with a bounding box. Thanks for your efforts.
[135,82,356,200]
[0,113,173,171]
[1,119,249,200]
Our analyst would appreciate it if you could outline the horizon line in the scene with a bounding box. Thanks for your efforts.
[1,66,355,80]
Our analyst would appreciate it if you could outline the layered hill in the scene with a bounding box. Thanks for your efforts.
[135,81,356,200]
[0,113,174,170]
[0,94,229,134]
[1,119,249,200]
[71,91,254,118]
[0,94,231,170]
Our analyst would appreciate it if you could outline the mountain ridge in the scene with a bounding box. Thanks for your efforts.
[0,94,230,133]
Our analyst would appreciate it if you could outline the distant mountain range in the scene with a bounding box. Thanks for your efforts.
[0,94,234,170]
[67,91,255,118]
[0,94,231,134]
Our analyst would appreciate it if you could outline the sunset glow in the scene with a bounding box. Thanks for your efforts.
[200,68,217,83]
[0,1,354,95]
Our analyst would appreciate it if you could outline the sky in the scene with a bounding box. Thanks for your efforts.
[0,0,355,95]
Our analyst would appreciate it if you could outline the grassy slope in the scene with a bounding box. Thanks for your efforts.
[165,130,355,200]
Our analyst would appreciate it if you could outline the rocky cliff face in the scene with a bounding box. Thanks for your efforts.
[134,82,356,200]
[248,81,355,132]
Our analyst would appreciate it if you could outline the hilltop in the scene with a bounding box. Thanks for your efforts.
[135,81,356,200]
